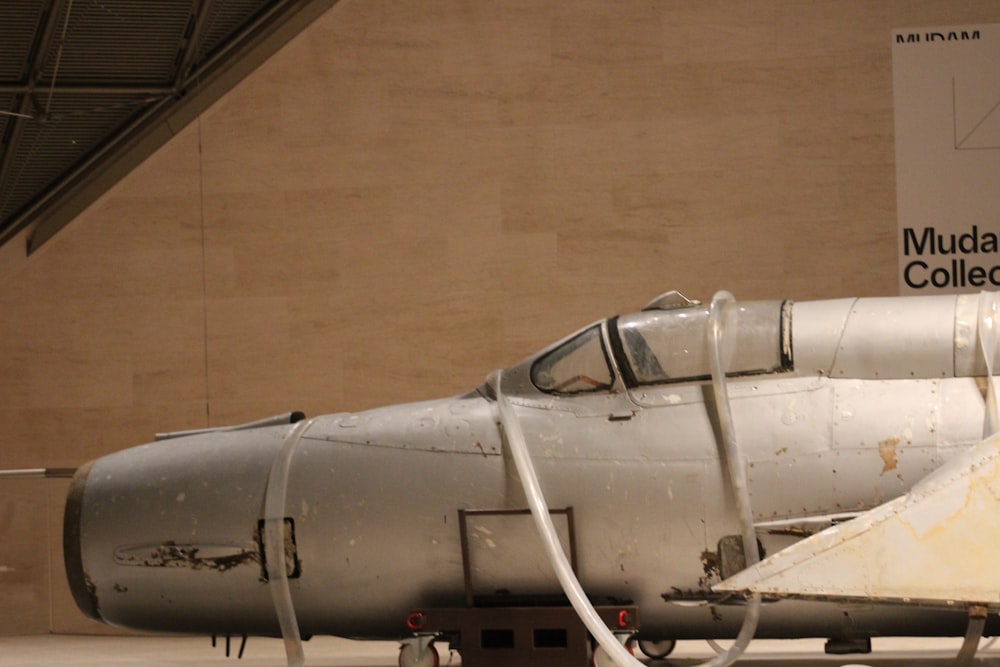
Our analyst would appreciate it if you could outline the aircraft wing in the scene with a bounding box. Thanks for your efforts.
[715,432,1000,610]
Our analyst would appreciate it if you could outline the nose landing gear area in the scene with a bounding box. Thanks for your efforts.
[637,639,677,659]
[398,639,439,667]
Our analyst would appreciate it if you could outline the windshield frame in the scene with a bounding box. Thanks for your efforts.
[529,323,617,395]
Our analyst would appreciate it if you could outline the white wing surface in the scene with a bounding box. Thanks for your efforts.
[715,433,1000,609]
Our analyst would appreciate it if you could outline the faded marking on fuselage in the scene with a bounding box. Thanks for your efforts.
[114,542,260,572]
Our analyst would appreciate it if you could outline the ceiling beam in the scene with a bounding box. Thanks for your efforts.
[174,0,216,90]
[0,83,176,95]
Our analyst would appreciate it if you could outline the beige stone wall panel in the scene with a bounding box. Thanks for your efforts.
[2,0,1000,635]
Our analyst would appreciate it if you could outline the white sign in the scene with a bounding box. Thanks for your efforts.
[893,24,1000,294]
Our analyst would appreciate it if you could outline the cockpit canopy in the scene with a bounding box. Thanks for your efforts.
[530,296,793,395]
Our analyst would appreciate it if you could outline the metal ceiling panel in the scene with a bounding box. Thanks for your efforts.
[0,94,14,139]
[39,1,194,84]
[0,94,147,225]
[199,0,275,62]
[0,0,340,253]
[0,1,46,81]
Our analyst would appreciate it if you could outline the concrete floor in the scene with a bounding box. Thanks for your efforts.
[2,635,1000,667]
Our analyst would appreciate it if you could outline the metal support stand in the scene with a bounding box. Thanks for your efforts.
[955,605,988,666]
[401,504,638,666]
[403,605,637,667]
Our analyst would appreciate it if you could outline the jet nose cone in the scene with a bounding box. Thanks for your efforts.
[63,460,101,622]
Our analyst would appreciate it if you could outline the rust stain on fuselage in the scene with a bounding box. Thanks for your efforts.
[878,437,900,475]
[700,549,720,577]
[698,549,721,591]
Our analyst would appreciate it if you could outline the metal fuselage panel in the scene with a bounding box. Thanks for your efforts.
[70,428,285,633]
[64,294,993,640]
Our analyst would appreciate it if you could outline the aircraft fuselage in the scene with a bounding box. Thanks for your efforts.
[64,293,996,642]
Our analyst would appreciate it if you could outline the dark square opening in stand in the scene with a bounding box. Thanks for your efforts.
[533,628,568,648]
[481,629,515,649]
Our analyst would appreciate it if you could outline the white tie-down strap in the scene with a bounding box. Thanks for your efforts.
[704,291,761,666]
[978,291,1000,437]
[494,370,645,667]
[496,301,760,667]
[264,418,313,667]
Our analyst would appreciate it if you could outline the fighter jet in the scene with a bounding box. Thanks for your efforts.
[59,290,1000,666]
